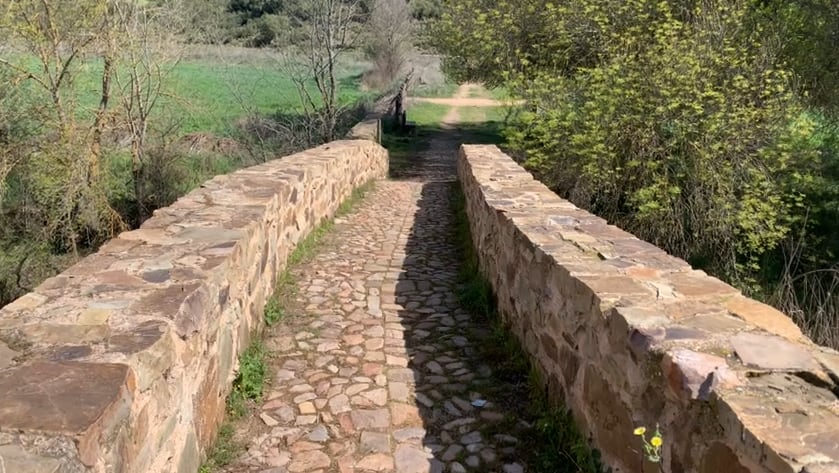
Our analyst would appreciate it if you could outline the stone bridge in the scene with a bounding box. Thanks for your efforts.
[0,118,837,473]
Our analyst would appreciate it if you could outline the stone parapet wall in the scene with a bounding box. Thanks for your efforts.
[0,140,388,473]
[458,145,839,473]
[346,115,382,143]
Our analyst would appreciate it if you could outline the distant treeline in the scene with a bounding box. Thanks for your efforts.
[172,0,440,46]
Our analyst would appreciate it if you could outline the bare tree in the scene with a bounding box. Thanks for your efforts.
[110,0,182,220]
[365,0,414,88]
[0,0,127,252]
[282,0,366,142]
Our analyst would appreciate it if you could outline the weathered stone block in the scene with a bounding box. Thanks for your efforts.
[0,361,134,467]
[0,445,61,473]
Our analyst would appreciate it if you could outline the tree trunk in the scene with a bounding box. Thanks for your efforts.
[89,54,113,186]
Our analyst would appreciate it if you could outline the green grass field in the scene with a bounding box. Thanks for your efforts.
[65,50,373,135]
[412,82,459,98]
[407,102,451,125]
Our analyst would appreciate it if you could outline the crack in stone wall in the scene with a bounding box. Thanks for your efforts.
[457,144,839,473]
[0,140,388,473]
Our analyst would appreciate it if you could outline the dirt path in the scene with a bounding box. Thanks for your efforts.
[439,83,472,124]
[417,98,521,108]
[219,107,537,472]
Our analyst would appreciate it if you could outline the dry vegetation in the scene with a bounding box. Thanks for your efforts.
[0,0,426,308]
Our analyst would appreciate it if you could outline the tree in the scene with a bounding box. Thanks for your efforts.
[282,0,366,141]
[110,0,183,221]
[431,0,818,286]
[0,0,127,253]
[365,0,414,87]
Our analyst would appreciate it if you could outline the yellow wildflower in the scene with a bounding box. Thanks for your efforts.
[651,436,663,447]
[633,427,646,436]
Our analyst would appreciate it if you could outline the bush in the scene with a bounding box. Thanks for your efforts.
[497,1,816,288]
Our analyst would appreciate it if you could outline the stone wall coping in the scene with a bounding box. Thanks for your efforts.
[346,114,382,143]
[458,144,839,473]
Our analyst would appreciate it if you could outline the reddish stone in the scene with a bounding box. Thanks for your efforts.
[0,361,134,466]
[390,403,421,426]
[290,441,324,453]
[193,357,222,447]
[93,270,148,289]
[338,455,355,473]
[108,320,166,355]
[352,408,391,429]
[337,413,355,434]
[362,363,383,376]
[625,266,661,280]
[288,450,330,472]
[668,271,739,299]
[700,442,750,473]
[357,453,394,471]
[21,323,109,346]
[576,275,653,296]
[731,332,819,371]
[662,349,740,400]
[134,283,201,318]
[581,365,641,472]
[725,297,804,341]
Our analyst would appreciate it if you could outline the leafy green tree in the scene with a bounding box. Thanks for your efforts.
[753,0,839,109]
[409,0,441,20]
[229,0,283,18]
[432,0,820,287]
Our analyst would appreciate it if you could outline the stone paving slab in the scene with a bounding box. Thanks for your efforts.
[223,133,531,473]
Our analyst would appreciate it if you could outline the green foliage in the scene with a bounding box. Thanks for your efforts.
[227,340,268,418]
[263,296,286,326]
[432,0,839,346]
[458,105,514,124]
[405,102,450,125]
[175,0,372,47]
[435,0,822,288]
[409,0,442,20]
[0,42,375,308]
[429,0,600,87]
[753,0,839,110]
[65,53,371,135]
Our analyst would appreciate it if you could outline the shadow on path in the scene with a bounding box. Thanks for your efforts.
[390,124,535,472]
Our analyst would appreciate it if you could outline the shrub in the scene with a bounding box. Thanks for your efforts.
[435,0,820,290]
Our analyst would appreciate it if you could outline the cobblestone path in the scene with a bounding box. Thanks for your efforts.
[223,130,531,473]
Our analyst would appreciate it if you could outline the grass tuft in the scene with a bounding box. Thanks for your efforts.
[198,424,240,473]
[227,340,268,419]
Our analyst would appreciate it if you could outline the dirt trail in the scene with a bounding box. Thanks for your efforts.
[418,98,521,107]
[440,82,473,124]
[413,83,518,125]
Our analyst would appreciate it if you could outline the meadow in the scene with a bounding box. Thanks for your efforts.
[68,47,375,135]
[0,45,378,307]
